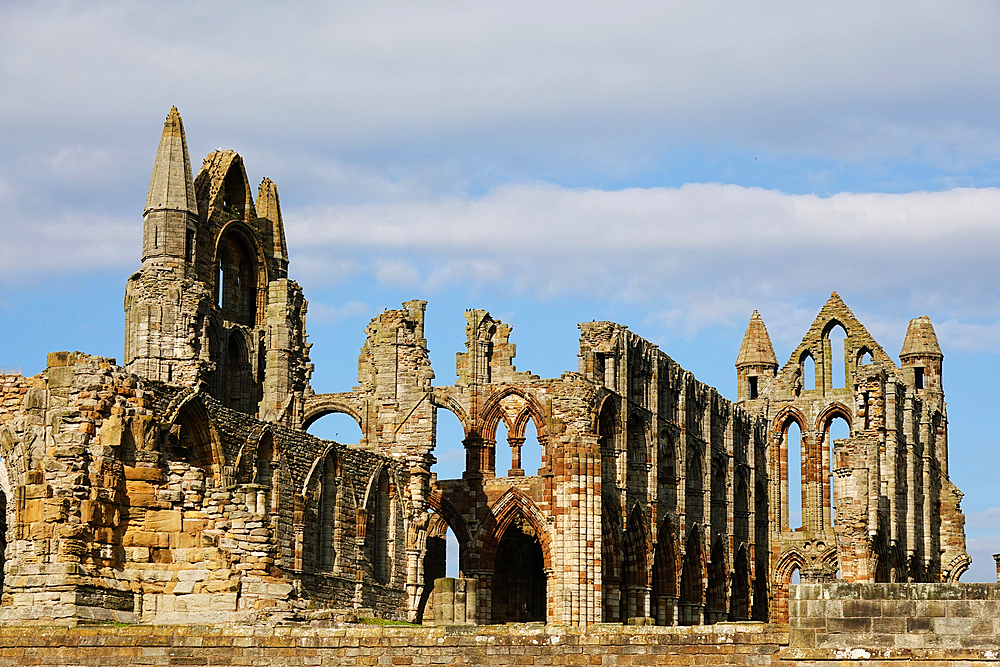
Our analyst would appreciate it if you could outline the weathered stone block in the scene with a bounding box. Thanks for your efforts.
[146,510,182,533]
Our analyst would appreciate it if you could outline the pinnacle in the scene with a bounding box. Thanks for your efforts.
[736,310,778,367]
[145,107,197,215]
[901,315,943,359]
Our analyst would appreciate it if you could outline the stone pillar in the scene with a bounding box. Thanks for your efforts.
[432,577,478,625]
[994,554,1000,583]
[508,436,525,476]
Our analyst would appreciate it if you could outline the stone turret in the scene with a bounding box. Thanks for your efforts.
[142,106,198,272]
[900,315,943,393]
[735,310,778,402]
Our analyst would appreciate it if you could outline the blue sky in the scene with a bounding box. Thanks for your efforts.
[2,0,999,581]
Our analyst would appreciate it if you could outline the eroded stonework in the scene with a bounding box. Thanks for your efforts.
[0,109,970,626]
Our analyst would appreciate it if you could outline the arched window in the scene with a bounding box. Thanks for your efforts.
[679,528,703,625]
[495,419,511,477]
[786,421,803,530]
[802,354,816,391]
[318,453,337,571]
[366,470,393,585]
[521,419,542,475]
[828,324,847,390]
[215,229,262,326]
[827,416,849,529]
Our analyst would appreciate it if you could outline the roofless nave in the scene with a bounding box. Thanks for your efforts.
[0,108,969,625]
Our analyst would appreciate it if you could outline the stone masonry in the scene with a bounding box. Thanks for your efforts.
[0,109,974,631]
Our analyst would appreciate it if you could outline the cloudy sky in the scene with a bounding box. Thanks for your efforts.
[2,1,999,580]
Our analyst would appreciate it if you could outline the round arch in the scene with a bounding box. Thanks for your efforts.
[301,397,364,433]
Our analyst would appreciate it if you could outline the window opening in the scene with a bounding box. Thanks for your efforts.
[786,421,802,530]
[185,229,195,263]
[827,417,849,529]
[859,349,873,365]
[495,420,511,477]
[803,354,816,391]
[367,471,392,585]
[829,324,847,389]
[433,408,466,481]
[748,376,758,399]
[914,367,924,390]
[521,419,542,475]
[318,454,337,570]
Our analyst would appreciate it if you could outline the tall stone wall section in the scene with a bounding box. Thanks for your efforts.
[0,353,412,625]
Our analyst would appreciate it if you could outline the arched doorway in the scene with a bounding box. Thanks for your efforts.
[491,516,546,623]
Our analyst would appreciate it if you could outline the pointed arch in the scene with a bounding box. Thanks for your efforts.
[730,544,751,621]
[652,514,680,624]
[679,524,705,625]
[705,536,728,623]
[482,487,550,623]
[479,387,546,442]
[213,219,269,327]
[426,489,474,563]
[165,394,225,481]
[479,487,552,572]
[816,402,852,434]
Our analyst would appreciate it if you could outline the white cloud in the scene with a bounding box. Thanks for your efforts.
[286,183,1000,351]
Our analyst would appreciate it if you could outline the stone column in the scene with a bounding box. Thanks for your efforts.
[507,436,525,476]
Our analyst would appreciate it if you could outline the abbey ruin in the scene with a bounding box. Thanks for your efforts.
[0,108,973,630]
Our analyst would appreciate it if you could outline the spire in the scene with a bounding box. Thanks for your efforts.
[901,316,943,359]
[145,107,197,216]
[256,177,288,277]
[736,310,778,367]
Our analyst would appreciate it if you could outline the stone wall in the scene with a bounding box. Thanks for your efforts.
[789,582,1000,653]
[1,619,998,666]
[0,623,788,666]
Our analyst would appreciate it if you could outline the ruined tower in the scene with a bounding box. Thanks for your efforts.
[124,107,312,423]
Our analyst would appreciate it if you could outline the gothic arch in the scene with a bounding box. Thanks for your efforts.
[426,489,474,562]
[479,387,546,442]
[165,394,225,480]
[652,515,680,599]
[772,406,807,437]
[774,548,807,584]
[479,487,552,572]
[213,219,269,326]
[821,318,850,338]
[816,402,852,434]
